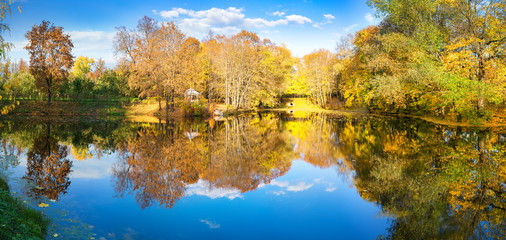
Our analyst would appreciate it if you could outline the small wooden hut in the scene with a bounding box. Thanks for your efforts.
[184,88,200,103]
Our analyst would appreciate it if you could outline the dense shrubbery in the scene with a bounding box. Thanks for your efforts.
[1,62,136,102]
[180,101,208,117]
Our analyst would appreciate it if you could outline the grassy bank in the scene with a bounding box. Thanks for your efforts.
[5,98,506,128]
[4,98,202,120]
[6,99,129,117]
[0,177,49,240]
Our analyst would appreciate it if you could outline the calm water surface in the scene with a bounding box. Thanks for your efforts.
[0,113,504,239]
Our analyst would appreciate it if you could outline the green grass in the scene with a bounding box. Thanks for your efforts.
[0,177,49,240]
[5,99,131,118]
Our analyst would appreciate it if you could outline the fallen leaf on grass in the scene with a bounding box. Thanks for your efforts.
[38,202,49,208]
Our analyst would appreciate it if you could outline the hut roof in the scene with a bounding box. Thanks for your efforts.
[184,88,200,96]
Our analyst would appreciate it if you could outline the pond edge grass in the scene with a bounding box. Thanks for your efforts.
[0,176,49,240]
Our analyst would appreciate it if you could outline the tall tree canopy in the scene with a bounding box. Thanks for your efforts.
[25,21,74,105]
[71,56,95,79]
[324,0,506,122]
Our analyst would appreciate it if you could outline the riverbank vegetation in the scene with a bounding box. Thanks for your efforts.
[0,176,49,239]
[0,0,505,125]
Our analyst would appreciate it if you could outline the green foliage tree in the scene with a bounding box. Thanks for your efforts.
[332,0,506,122]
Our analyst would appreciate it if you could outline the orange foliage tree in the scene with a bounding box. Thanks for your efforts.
[25,21,74,105]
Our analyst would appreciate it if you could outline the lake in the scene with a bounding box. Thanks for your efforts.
[0,112,504,239]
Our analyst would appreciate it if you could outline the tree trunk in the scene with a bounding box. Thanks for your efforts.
[158,97,162,111]
[476,45,486,116]
[165,93,169,111]
[47,89,52,106]
[170,89,175,111]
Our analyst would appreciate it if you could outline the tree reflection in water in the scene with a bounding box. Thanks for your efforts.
[0,114,504,238]
[111,114,293,208]
[331,118,506,239]
[23,123,73,201]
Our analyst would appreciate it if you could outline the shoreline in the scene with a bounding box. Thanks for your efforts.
[4,100,506,128]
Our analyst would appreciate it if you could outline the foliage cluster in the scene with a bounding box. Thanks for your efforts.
[180,101,208,117]
[114,17,297,112]
[286,0,505,123]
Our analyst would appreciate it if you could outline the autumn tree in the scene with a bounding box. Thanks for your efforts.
[88,58,105,81]
[362,0,506,120]
[179,37,201,91]
[301,49,337,107]
[210,31,293,110]
[16,58,28,72]
[0,0,21,115]
[158,21,187,111]
[115,18,203,111]
[258,43,297,106]
[440,0,506,115]
[113,26,137,64]
[71,56,94,79]
[25,21,74,105]
[199,33,221,103]
[125,16,167,109]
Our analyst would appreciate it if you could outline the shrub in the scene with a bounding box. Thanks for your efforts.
[180,101,208,117]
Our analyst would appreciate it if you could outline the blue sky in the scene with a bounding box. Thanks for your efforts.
[5,0,379,66]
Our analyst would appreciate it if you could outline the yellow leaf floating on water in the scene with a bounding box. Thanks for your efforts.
[53,233,59,237]
[38,202,49,208]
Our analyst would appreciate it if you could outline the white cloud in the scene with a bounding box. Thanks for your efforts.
[324,14,335,21]
[70,31,115,47]
[179,18,211,33]
[269,180,313,192]
[260,30,280,35]
[187,180,243,200]
[270,180,289,188]
[153,8,189,18]
[153,7,312,38]
[286,182,313,192]
[7,31,116,66]
[155,7,244,25]
[271,190,286,196]
[325,186,337,192]
[244,18,288,28]
[11,40,28,52]
[272,11,285,17]
[311,14,336,29]
[286,14,312,24]
[200,219,220,229]
[365,13,375,24]
[69,31,116,66]
[312,23,322,29]
[210,26,241,36]
[190,7,245,25]
[344,24,358,32]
